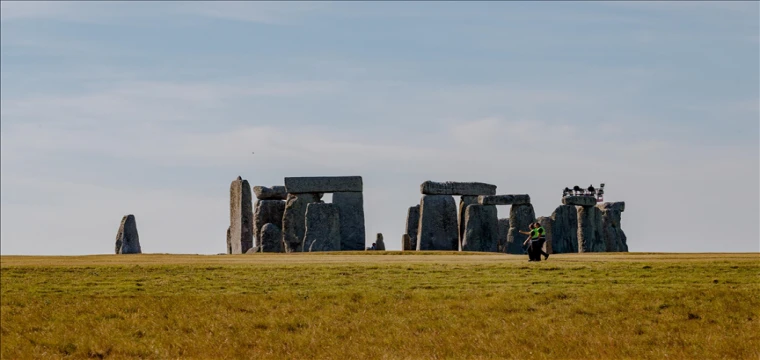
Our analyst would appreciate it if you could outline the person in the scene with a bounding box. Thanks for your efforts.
[523,222,549,261]
[370,243,377,250]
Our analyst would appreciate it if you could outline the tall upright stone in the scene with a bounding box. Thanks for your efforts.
[497,218,510,253]
[551,205,578,253]
[229,176,253,254]
[462,205,499,252]
[417,195,459,251]
[402,234,412,251]
[115,214,141,254]
[405,205,420,251]
[537,216,554,254]
[597,202,628,252]
[577,205,605,252]
[226,226,231,254]
[505,204,536,254]
[260,223,283,253]
[458,196,479,251]
[332,192,366,251]
[375,233,386,250]
[253,200,285,247]
[282,193,322,253]
[304,203,341,252]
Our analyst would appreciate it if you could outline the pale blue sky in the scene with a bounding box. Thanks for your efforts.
[1,1,758,254]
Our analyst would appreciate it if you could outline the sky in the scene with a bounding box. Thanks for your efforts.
[1,1,758,255]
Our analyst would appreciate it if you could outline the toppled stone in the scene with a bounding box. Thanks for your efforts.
[402,234,412,251]
[505,204,536,254]
[420,181,497,196]
[284,176,362,193]
[245,246,261,254]
[458,196,479,251]
[253,186,287,200]
[253,200,285,247]
[376,233,386,250]
[497,218,510,253]
[577,205,605,252]
[405,205,420,251]
[462,205,499,252]
[478,194,531,206]
[115,214,141,254]
[417,195,459,251]
[537,216,553,254]
[229,177,254,254]
[332,192,366,251]
[282,193,322,252]
[260,223,283,253]
[304,203,341,252]
[551,205,578,253]
[597,202,628,252]
[562,196,597,207]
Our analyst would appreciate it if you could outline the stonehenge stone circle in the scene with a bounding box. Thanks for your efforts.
[417,195,459,250]
[550,205,578,253]
[285,176,362,193]
[405,205,420,251]
[253,186,288,200]
[282,193,323,252]
[478,194,531,206]
[458,195,479,250]
[115,214,141,254]
[420,181,497,196]
[497,218,510,253]
[598,202,628,252]
[562,196,597,207]
[577,205,605,252]
[462,205,499,252]
[332,192,366,251]
[229,176,254,254]
[376,233,386,250]
[304,203,341,252]
[253,200,285,248]
[505,204,536,254]
[537,216,553,254]
[402,234,412,251]
[260,223,283,253]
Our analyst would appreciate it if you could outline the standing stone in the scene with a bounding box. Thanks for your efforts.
[405,205,420,251]
[537,216,554,254]
[115,214,141,254]
[402,234,412,251]
[462,205,499,252]
[505,204,536,254]
[332,192,366,251]
[304,203,341,252]
[260,223,283,253]
[282,193,322,253]
[577,205,605,252]
[417,195,459,251]
[458,196,479,251]
[229,176,254,254]
[497,218,510,253]
[226,226,231,254]
[551,205,578,253]
[375,233,386,250]
[597,202,628,252]
[253,200,286,247]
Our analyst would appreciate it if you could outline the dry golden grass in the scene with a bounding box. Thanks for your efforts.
[1,252,758,359]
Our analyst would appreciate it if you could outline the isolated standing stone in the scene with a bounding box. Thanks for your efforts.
[577,205,605,252]
[537,216,553,254]
[505,204,536,254]
[254,200,286,247]
[304,203,341,252]
[226,226,231,255]
[562,196,597,207]
[376,233,386,250]
[405,205,420,251]
[458,196,479,251]
[282,193,322,252]
[462,205,499,252]
[551,205,578,253]
[497,218,510,253]
[420,181,497,196]
[253,186,288,200]
[597,202,628,252]
[478,194,531,206]
[332,192,366,251]
[115,214,141,254]
[417,195,459,251]
[285,176,362,193]
[229,176,254,254]
[402,234,412,251]
[260,223,283,253]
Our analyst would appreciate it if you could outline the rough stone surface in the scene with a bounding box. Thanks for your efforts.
[577,205,605,252]
[332,192,366,251]
[402,234,412,251]
[597,202,628,252]
[260,223,283,253]
[115,214,141,254]
[304,203,341,252]
[405,205,420,251]
[537,216,553,254]
[417,195,459,251]
[284,176,362,193]
[282,193,322,252]
[462,205,499,252]
[551,205,578,253]
[245,246,261,254]
[598,201,625,213]
[478,194,531,206]
[505,204,536,254]
[229,177,254,254]
[420,181,497,196]
[253,200,285,247]
[497,218,510,253]
[226,226,231,255]
[458,196,479,251]
[253,186,287,200]
[562,196,597,207]
[375,233,386,250]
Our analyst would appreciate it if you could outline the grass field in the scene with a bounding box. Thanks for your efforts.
[1,252,758,359]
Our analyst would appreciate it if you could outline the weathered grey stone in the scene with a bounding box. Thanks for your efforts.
[598,201,625,213]
[497,218,510,253]
[417,195,459,251]
[226,226,231,254]
[229,177,254,254]
[282,193,323,253]
[537,216,553,254]
[245,246,262,254]
[253,200,285,247]
[260,223,283,253]
[115,214,141,254]
[577,205,605,252]
[462,205,499,252]
[402,234,412,251]
[478,194,531,206]
[304,203,341,252]
[405,205,420,251]
[562,196,597,207]
[505,204,536,254]
[376,233,386,250]
[458,196,479,251]
[253,186,287,200]
[420,181,497,196]
[597,202,628,252]
[551,205,578,253]
[332,192,366,251]
[284,176,362,193]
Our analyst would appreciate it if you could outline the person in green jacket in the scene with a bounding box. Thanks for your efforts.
[523,222,550,261]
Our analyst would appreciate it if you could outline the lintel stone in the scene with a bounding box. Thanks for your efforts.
[285,176,363,193]
[478,194,531,205]
[420,181,496,196]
